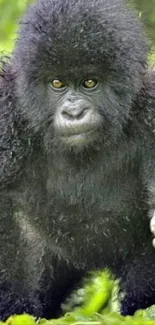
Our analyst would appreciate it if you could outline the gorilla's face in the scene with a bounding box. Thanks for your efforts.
[15,65,137,152]
[44,72,131,150]
[51,77,102,147]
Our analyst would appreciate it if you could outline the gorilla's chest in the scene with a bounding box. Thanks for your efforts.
[45,159,148,265]
[47,158,143,216]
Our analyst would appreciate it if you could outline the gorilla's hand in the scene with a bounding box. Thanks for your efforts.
[149,210,155,248]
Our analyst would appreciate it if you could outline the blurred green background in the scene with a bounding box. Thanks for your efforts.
[0,0,155,59]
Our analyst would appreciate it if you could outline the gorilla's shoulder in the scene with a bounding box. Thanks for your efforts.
[133,67,155,137]
[141,67,155,102]
[0,58,32,189]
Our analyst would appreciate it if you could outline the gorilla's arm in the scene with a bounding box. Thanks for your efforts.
[136,69,155,245]
[0,62,41,319]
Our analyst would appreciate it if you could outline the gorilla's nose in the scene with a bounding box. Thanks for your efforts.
[61,104,89,121]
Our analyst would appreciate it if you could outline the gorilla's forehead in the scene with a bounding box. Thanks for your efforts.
[48,64,103,81]
[43,43,111,74]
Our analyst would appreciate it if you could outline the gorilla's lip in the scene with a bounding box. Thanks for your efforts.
[60,129,96,138]
[59,129,98,146]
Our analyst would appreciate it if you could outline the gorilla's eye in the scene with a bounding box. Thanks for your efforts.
[83,79,98,89]
[51,79,66,89]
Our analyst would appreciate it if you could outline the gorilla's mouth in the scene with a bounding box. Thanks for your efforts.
[64,129,95,137]
[60,129,97,145]
[56,124,97,136]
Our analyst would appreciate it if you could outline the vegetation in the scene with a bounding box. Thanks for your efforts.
[1,270,155,325]
[0,0,31,51]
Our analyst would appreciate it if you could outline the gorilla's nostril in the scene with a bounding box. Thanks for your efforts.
[62,107,89,120]
[62,110,75,121]
[73,107,89,119]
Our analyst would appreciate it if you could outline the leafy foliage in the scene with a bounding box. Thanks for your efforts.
[0,0,32,52]
[0,270,155,325]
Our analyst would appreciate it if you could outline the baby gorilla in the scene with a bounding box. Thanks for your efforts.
[1,0,155,320]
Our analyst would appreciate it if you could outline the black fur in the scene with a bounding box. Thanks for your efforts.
[1,0,155,320]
